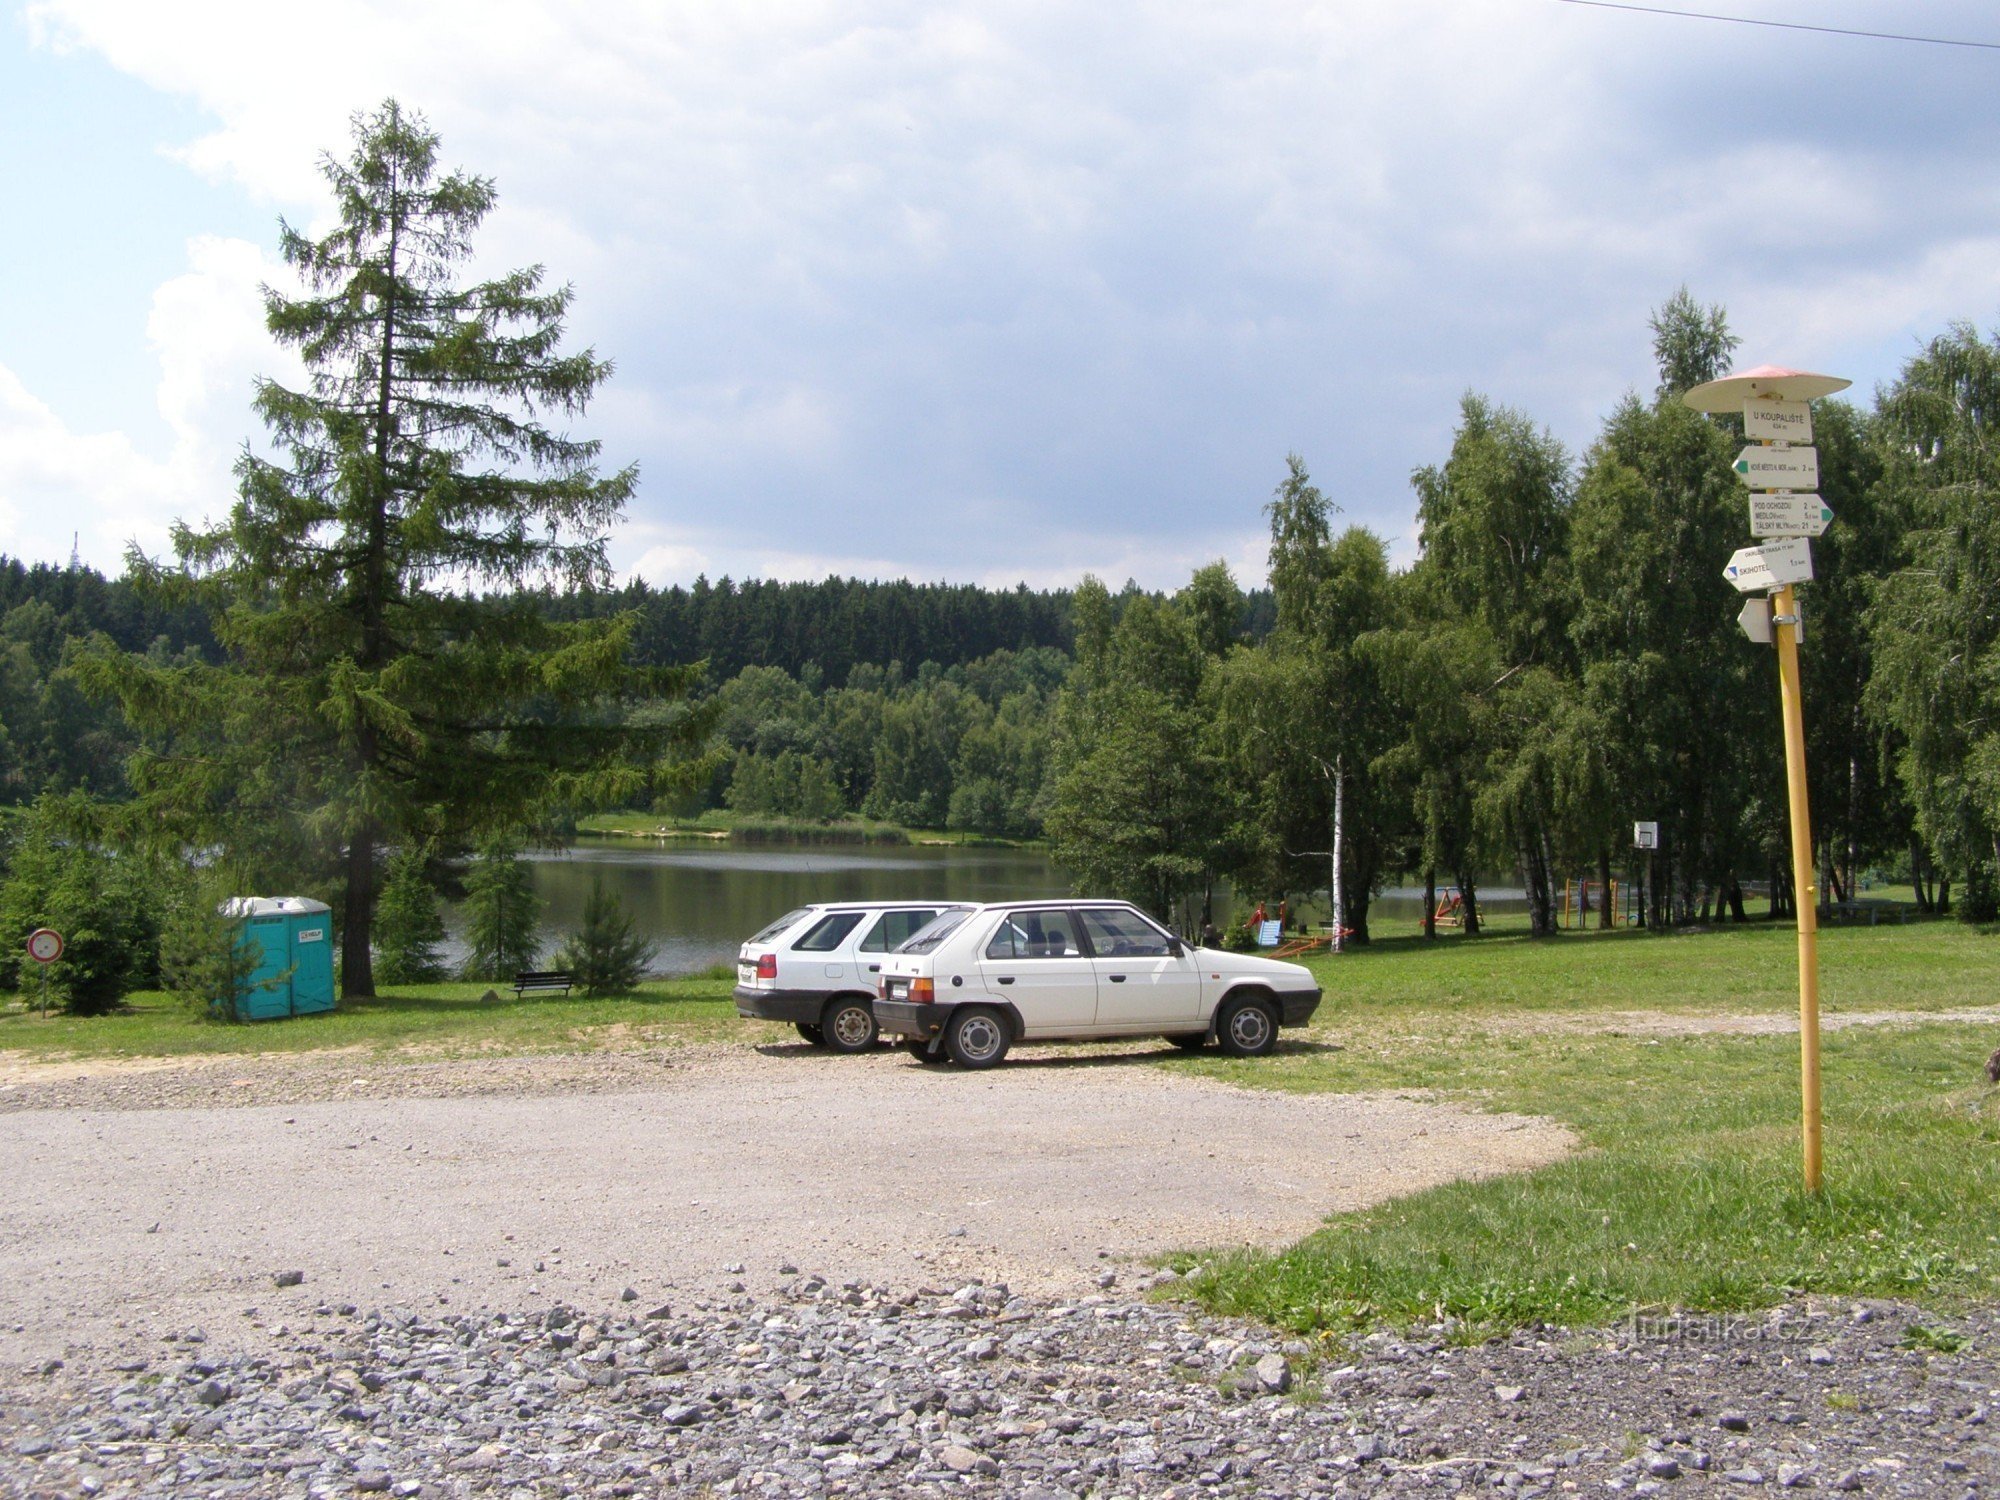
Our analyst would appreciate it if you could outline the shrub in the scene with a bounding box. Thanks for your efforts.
[375,844,449,985]
[554,877,656,997]
[459,834,540,980]
[0,794,159,1014]
[156,867,269,1020]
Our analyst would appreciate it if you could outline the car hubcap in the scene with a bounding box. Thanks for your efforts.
[832,1006,872,1047]
[1230,1007,1271,1050]
[956,1015,1002,1061]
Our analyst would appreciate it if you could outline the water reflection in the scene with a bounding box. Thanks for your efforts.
[438,836,1533,977]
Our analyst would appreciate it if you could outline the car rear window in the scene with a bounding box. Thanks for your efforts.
[792,911,866,952]
[896,909,970,954]
[860,908,946,953]
[748,908,810,945]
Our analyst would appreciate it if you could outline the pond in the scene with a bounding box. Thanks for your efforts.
[439,836,1533,976]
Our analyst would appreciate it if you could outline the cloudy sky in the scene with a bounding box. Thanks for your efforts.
[4,1,1998,591]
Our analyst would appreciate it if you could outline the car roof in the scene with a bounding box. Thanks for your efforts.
[795,900,975,914]
[965,899,1139,912]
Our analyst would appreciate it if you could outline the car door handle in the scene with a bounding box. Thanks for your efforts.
[996,976,1015,985]
[1108,975,1126,983]
[868,964,880,972]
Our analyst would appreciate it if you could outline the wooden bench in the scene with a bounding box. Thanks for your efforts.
[512,969,575,997]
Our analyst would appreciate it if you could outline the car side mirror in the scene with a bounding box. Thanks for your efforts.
[1168,937,1185,958]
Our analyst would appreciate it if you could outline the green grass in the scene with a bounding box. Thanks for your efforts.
[1292,913,1996,1019]
[0,973,755,1060]
[1165,1010,2000,1336]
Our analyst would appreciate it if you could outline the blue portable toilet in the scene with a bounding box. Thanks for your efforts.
[222,897,337,1020]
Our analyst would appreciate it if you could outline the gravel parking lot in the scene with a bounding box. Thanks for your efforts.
[3,1041,1996,1497]
[0,1040,1568,1368]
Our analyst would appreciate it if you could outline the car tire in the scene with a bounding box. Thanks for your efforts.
[1167,1033,1209,1052]
[821,997,879,1054]
[902,1036,947,1064]
[795,1022,825,1046]
[943,1005,1011,1070]
[1215,993,1279,1058]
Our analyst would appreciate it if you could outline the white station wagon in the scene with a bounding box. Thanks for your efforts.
[734,901,972,1052]
[874,899,1322,1069]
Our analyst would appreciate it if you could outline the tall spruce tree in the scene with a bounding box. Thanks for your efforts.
[80,101,698,995]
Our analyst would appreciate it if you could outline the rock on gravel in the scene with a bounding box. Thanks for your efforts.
[1,1287,1995,1499]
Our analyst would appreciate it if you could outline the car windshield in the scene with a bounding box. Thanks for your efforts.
[895,909,970,954]
[748,908,810,945]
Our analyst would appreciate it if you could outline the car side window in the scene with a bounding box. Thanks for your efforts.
[793,912,865,952]
[860,909,938,953]
[1078,908,1173,958]
[985,911,1080,960]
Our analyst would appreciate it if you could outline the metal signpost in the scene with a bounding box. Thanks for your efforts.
[1686,364,1852,1194]
[25,926,63,1018]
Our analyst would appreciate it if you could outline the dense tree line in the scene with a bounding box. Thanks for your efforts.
[1046,293,1998,936]
[0,558,217,804]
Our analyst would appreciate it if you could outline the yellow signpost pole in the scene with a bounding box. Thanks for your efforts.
[1685,364,1849,1196]
[1771,580,1822,1191]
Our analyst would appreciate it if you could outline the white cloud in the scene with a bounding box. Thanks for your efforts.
[0,235,281,570]
[18,0,2000,587]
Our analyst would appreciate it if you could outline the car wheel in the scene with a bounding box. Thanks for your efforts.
[1167,1033,1209,1052]
[795,1022,825,1046]
[1215,993,1278,1057]
[943,1006,1011,1070]
[821,997,879,1054]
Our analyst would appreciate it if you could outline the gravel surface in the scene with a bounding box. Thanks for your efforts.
[1,1281,1991,1498]
[2,1043,1991,1497]
[0,1043,1567,1365]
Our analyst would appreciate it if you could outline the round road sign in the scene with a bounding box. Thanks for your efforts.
[25,928,63,964]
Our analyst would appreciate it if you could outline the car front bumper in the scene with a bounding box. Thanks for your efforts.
[733,986,829,1025]
[1279,989,1322,1026]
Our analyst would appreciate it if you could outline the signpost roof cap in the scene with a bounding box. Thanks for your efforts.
[1682,365,1852,412]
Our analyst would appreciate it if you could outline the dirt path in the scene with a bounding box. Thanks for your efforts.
[0,1043,1568,1366]
[1473,1003,2000,1038]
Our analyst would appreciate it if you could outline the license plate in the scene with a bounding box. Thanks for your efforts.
[887,979,908,999]
[737,964,755,985]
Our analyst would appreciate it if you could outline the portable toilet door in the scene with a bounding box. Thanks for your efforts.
[285,903,335,1014]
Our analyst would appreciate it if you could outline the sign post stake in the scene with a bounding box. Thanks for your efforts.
[1687,364,1850,1196]
[1772,578,1822,1190]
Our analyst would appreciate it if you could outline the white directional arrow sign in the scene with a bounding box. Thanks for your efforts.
[1734,446,1819,490]
[1724,536,1814,594]
[1748,494,1834,538]
[1737,598,1773,644]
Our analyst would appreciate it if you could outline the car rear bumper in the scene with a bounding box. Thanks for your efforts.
[874,998,949,1039]
[733,986,830,1025]
[1280,988,1322,1026]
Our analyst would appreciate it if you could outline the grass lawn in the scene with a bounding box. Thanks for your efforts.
[1165,916,2000,1335]
[0,973,753,1061]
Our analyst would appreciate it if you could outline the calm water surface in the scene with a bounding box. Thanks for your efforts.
[440,835,1532,976]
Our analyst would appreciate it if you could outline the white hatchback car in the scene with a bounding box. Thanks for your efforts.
[874,899,1322,1069]
[734,902,973,1053]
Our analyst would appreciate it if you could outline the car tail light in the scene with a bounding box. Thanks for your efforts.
[910,978,935,1003]
[756,954,777,981]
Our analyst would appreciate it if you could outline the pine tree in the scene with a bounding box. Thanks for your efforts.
[78,101,701,995]
[373,843,448,984]
[460,835,540,981]
[554,876,655,997]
